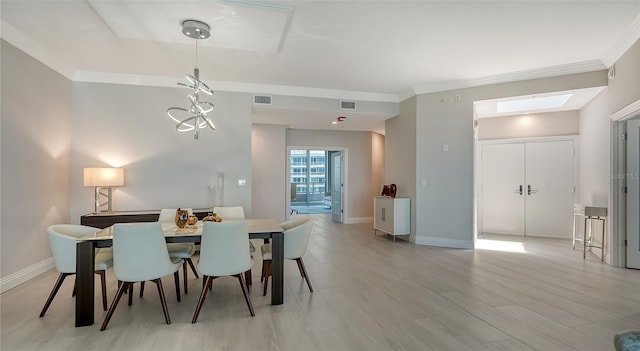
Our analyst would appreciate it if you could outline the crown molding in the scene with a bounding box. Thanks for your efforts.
[610,98,640,122]
[413,60,606,96]
[601,12,640,67]
[397,88,418,103]
[73,70,400,102]
[0,20,75,80]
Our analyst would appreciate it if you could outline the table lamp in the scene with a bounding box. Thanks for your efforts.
[83,167,124,213]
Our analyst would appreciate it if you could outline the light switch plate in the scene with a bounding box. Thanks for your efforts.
[238,179,247,187]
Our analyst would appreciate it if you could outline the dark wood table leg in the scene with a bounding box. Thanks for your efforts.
[271,231,284,305]
[76,241,96,327]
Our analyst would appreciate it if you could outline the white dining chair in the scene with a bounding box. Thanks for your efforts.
[213,205,254,285]
[39,224,113,317]
[158,208,199,294]
[212,206,245,220]
[100,222,183,331]
[261,217,314,296]
[192,221,255,323]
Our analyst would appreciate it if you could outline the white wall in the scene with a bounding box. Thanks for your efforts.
[579,39,640,263]
[580,39,640,206]
[1,40,72,288]
[286,129,380,221]
[371,132,385,202]
[385,96,417,239]
[251,124,287,222]
[579,97,610,206]
[405,71,608,249]
[69,82,253,222]
[478,111,579,140]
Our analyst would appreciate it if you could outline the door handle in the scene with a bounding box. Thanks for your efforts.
[515,185,523,195]
[527,185,538,195]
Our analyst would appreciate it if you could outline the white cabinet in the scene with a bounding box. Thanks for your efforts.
[374,196,410,241]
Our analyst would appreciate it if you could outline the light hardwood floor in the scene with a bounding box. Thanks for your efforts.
[2,214,639,350]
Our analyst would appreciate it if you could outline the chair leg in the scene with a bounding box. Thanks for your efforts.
[152,279,171,325]
[295,258,305,277]
[100,282,129,331]
[139,281,145,298]
[244,270,252,287]
[174,271,181,302]
[260,260,265,282]
[237,274,255,317]
[97,270,108,311]
[39,272,72,317]
[182,260,188,295]
[262,260,272,296]
[192,276,213,323]
[128,283,134,306]
[186,258,199,278]
[296,258,313,293]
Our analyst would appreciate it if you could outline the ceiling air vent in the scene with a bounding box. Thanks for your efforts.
[340,100,356,110]
[254,95,272,105]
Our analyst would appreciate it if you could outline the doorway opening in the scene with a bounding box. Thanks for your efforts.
[289,149,330,215]
[472,91,593,255]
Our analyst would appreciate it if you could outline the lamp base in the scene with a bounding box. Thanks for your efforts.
[94,187,113,213]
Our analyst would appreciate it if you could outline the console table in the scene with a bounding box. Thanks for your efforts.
[81,209,211,229]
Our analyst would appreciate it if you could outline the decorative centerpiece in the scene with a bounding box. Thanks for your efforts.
[381,184,398,198]
[175,208,189,228]
[187,215,198,225]
[202,213,222,222]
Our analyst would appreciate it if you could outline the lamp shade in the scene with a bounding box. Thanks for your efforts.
[83,168,124,187]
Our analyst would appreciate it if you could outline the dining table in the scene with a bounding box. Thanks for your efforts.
[74,219,285,327]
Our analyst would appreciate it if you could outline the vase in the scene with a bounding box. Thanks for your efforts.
[175,208,189,228]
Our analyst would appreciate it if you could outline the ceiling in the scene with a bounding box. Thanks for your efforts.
[2,1,640,131]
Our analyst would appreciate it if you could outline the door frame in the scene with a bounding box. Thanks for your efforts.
[330,151,344,223]
[477,135,579,236]
[286,146,348,222]
[609,98,640,267]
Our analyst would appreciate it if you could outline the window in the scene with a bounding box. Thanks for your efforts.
[290,149,328,205]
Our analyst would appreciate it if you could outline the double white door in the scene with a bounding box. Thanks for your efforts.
[481,140,575,238]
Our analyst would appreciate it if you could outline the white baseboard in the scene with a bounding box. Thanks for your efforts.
[414,236,474,249]
[1,257,55,293]
[346,217,373,224]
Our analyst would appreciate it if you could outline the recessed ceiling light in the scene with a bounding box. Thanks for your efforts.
[497,94,572,114]
[332,121,338,125]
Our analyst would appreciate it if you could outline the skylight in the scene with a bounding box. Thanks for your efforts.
[496,94,572,114]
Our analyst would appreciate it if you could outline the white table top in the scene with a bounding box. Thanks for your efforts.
[81,219,283,241]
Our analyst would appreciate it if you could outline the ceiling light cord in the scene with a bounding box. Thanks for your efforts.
[195,39,199,69]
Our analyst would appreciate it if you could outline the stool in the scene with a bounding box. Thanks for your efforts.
[572,204,585,250]
[583,206,607,261]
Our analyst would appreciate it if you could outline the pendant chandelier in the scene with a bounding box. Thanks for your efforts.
[166,20,215,140]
